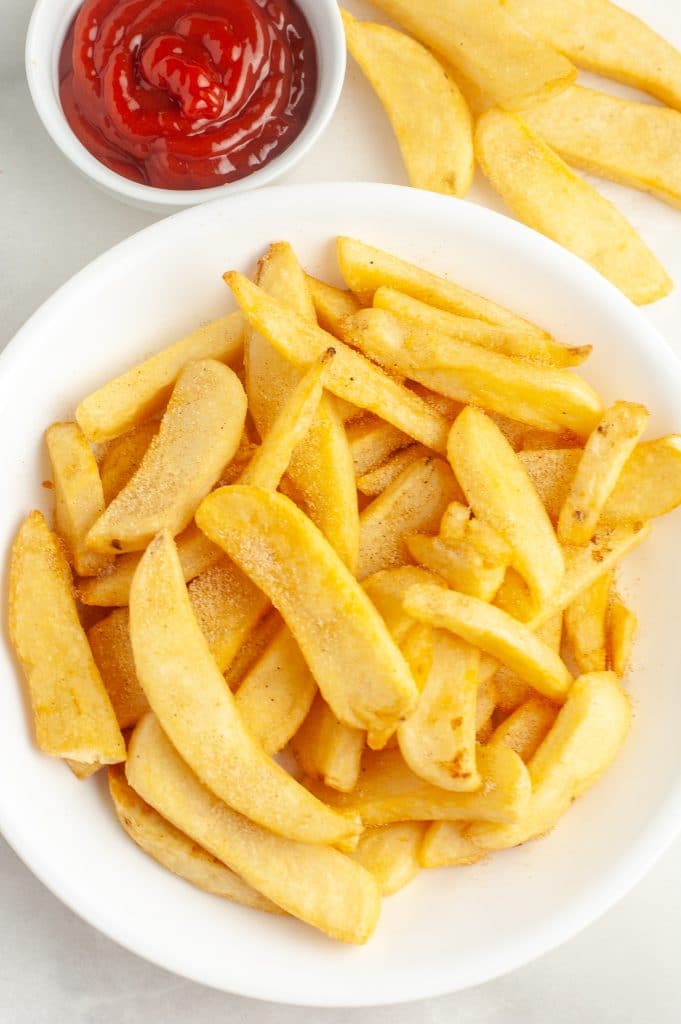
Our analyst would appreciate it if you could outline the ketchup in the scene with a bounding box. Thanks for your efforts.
[59,0,318,190]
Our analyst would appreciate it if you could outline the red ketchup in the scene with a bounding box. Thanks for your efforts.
[59,0,318,190]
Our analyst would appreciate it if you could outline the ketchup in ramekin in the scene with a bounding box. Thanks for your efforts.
[59,0,318,190]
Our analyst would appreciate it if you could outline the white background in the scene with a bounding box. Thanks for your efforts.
[2,0,681,1019]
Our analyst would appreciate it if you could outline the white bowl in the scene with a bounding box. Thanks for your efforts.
[25,0,345,213]
[2,183,681,1007]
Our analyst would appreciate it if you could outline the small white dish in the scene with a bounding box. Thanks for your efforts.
[2,183,681,1006]
[25,0,346,213]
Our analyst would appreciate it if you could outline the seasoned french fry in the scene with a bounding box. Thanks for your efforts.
[419,821,485,868]
[503,0,681,112]
[342,309,603,437]
[87,361,247,554]
[99,421,158,504]
[522,85,681,211]
[292,694,365,793]
[405,585,573,702]
[357,445,430,497]
[352,822,426,895]
[342,11,474,196]
[494,614,563,713]
[108,766,280,913]
[223,610,283,692]
[305,274,361,337]
[475,110,672,306]
[88,609,149,730]
[564,572,612,674]
[490,698,558,762]
[358,456,461,580]
[187,559,270,674]
[557,402,649,545]
[127,714,380,944]
[129,531,360,846]
[8,511,125,764]
[607,598,637,677]
[196,486,418,746]
[367,0,575,111]
[45,422,111,577]
[76,313,243,443]
[348,417,412,477]
[449,407,564,606]
[468,672,631,849]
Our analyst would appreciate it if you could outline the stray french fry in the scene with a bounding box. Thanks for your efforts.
[9,511,125,764]
[564,572,612,674]
[127,714,380,944]
[88,609,149,730]
[292,694,365,793]
[357,445,430,497]
[607,598,637,677]
[76,313,244,443]
[490,698,558,762]
[45,422,111,577]
[100,421,158,504]
[305,274,361,337]
[352,822,426,895]
[342,10,474,196]
[475,109,672,305]
[348,417,412,478]
[419,822,485,868]
[129,531,360,846]
[557,402,649,545]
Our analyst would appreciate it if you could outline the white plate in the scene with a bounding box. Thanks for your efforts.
[1,183,681,1008]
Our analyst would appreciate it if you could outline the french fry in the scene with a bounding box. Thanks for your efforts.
[357,445,430,497]
[8,511,125,764]
[336,237,549,341]
[557,402,650,545]
[476,675,498,735]
[342,10,474,197]
[503,0,681,112]
[305,274,361,337]
[129,531,360,847]
[367,0,575,112]
[87,361,247,554]
[363,566,447,647]
[373,286,590,367]
[67,759,102,780]
[226,272,450,453]
[245,243,359,572]
[467,672,631,849]
[564,572,613,674]
[76,313,243,443]
[405,585,573,702]
[99,421,158,504]
[306,745,530,826]
[108,766,280,914]
[196,486,418,746]
[127,714,380,944]
[494,614,563,713]
[88,609,149,730]
[419,821,484,868]
[449,407,565,606]
[187,559,270,674]
[291,694,365,793]
[522,85,681,211]
[475,110,672,306]
[520,427,582,451]
[607,598,637,677]
[45,422,111,577]
[352,822,426,895]
[223,610,283,692]
[490,698,558,762]
[348,416,412,477]
[342,308,603,437]
[358,456,461,580]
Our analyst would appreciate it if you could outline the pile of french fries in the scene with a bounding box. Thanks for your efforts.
[343,0,681,304]
[9,238,681,944]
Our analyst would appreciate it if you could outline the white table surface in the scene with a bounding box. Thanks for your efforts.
[2,0,681,1019]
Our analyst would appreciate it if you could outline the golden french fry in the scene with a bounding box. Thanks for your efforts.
[490,698,558,762]
[522,85,681,211]
[342,10,474,196]
[358,456,461,580]
[367,0,575,111]
[607,598,637,677]
[76,314,243,443]
[405,584,573,702]
[342,309,603,437]
[45,422,112,577]
[564,572,612,674]
[187,559,270,674]
[494,613,562,713]
[348,416,412,477]
[291,694,365,793]
[245,243,359,572]
[373,286,589,367]
[196,486,418,747]
[419,822,485,868]
[99,422,158,504]
[127,714,380,944]
[449,407,565,606]
[352,822,426,895]
[357,445,430,497]
[108,766,280,914]
[557,402,650,545]
[398,630,481,791]
[87,361,247,554]
[305,274,362,337]
[475,109,672,306]
[226,272,450,452]
[503,0,681,112]
[9,511,125,764]
[306,745,530,826]
[88,609,150,730]
[468,672,631,849]
[67,759,102,780]
[363,566,446,646]
[223,610,283,692]
[129,531,359,846]
[336,237,549,341]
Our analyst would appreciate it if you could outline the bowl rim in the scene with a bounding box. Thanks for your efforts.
[24,0,346,208]
[2,182,681,1006]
